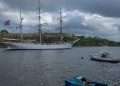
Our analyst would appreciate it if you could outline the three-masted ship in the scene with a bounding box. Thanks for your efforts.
[6,0,72,50]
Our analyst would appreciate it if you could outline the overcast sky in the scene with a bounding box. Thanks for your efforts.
[0,0,120,41]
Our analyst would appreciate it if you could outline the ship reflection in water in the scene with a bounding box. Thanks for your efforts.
[0,47,120,86]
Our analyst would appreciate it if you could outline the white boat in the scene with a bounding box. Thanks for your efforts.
[6,42,72,50]
[90,51,120,63]
[5,0,73,50]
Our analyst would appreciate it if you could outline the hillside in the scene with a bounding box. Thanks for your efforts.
[64,36,120,46]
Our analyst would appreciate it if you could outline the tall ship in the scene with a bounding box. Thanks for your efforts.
[5,0,72,50]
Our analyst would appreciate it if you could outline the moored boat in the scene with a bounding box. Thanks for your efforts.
[90,52,120,63]
[6,42,72,50]
[65,76,107,86]
[90,56,120,63]
[5,0,73,50]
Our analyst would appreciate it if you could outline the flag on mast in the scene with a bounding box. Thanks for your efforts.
[4,20,10,26]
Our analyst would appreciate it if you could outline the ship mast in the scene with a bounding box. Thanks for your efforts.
[38,0,42,43]
[19,8,24,42]
[60,8,63,42]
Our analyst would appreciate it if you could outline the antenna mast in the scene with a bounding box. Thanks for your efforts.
[38,0,42,43]
[19,8,24,42]
[60,8,63,42]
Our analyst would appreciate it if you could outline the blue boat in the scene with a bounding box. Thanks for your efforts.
[65,76,107,86]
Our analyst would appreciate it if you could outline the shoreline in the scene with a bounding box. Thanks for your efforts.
[0,42,120,48]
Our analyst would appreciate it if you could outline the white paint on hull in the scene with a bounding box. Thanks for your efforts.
[6,43,72,50]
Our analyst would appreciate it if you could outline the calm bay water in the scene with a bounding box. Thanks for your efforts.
[0,47,120,86]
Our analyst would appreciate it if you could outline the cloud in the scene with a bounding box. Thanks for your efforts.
[2,0,120,17]
[62,10,120,41]
[0,0,120,41]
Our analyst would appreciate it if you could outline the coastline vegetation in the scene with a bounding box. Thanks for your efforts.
[65,36,120,46]
[63,34,120,46]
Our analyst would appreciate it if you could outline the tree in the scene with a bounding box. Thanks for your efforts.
[0,29,9,34]
[0,29,9,38]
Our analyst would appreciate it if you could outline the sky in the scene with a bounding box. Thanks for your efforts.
[0,0,120,41]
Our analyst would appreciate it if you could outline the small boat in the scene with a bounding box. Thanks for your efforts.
[90,56,120,63]
[65,76,107,86]
[90,52,120,63]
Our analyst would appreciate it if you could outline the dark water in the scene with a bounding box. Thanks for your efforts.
[0,47,120,86]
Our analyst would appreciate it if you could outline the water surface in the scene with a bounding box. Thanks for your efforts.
[0,47,120,86]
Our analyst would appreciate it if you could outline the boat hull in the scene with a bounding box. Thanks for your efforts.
[65,76,108,86]
[6,42,72,50]
[90,56,120,63]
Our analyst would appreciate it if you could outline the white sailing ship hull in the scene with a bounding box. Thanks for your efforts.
[6,43,72,50]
